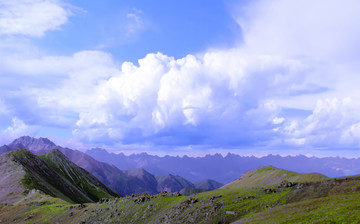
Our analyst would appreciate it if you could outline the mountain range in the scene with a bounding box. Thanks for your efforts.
[86,147,360,183]
[0,136,223,196]
[2,136,360,186]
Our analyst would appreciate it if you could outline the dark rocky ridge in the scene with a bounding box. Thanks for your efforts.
[1,149,119,204]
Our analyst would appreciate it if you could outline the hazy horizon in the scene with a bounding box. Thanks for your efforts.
[2,0,360,157]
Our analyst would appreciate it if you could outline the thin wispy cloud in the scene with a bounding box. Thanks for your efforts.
[126,8,144,36]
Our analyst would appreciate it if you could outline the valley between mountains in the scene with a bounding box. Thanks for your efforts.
[1,136,360,223]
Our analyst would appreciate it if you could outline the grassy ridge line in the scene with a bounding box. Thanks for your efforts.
[222,166,328,189]
[10,149,89,203]
[10,149,118,204]
[39,149,119,201]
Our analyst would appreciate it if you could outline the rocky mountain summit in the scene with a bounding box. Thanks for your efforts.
[1,136,56,154]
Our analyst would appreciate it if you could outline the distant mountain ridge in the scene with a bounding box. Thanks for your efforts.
[156,174,195,192]
[86,148,360,183]
[0,137,223,196]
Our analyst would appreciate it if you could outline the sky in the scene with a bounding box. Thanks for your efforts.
[1,0,360,156]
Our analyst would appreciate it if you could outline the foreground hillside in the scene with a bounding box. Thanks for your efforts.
[0,149,119,204]
[1,166,360,223]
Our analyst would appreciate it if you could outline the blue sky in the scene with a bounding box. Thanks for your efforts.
[1,0,360,156]
[34,0,242,62]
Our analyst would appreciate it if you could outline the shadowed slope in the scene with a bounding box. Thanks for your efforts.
[6,149,119,203]
[194,179,224,190]
[39,149,120,201]
[156,174,195,192]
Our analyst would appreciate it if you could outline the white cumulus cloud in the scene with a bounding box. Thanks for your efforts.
[4,117,37,136]
[0,0,77,37]
[282,98,360,147]
[70,51,306,145]
[1,0,360,152]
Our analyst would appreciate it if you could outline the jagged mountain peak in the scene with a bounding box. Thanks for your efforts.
[11,136,56,146]
[10,136,56,152]
[156,173,194,192]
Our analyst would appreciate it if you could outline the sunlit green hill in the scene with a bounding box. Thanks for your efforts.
[221,165,328,189]
[1,164,360,223]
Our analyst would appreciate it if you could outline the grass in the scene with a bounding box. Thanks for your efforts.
[85,195,187,223]
[26,203,69,223]
[222,166,327,190]
[21,173,43,195]
[3,177,360,223]
[257,166,275,173]
[2,162,360,224]
[39,149,118,201]
[79,186,296,224]
[234,191,360,223]
[10,149,117,204]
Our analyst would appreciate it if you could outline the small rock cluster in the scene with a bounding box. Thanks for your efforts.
[264,188,277,194]
[129,193,155,203]
[237,195,255,201]
[158,191,182,197]
[278,181,297,188]
[209,195,222,202]
[126,191,182,204]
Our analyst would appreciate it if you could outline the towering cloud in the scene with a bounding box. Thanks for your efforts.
[1,0,360,152]
[72,51,304,145]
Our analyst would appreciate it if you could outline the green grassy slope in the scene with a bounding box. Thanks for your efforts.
[2,165,360,223]
[39,149,120,201]
[9,149,119,203]
[234,191,360,223]
[221,165,327,189]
